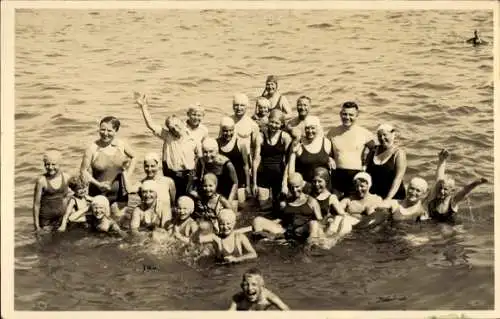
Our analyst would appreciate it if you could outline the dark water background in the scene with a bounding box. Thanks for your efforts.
[14,9,494,310]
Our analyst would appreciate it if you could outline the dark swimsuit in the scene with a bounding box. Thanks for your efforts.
[366,147,406,200]
[218,138,246,188]
[428,198,459,225]
[295,139,331,193]
[194,194,223,224]
[195,157,237,199]
[39,173,69,227]
[257,131,287,196]
[281,196,317,241]
[233,292,273,311]
[316,195,332,218]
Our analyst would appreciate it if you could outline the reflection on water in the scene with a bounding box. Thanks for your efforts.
[14,9,493,310]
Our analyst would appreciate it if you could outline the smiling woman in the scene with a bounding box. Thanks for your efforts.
[80,116,136,206]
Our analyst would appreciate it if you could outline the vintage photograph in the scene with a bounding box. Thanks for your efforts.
[3,1,496,316]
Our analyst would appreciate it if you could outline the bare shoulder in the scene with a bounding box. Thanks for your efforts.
[36,175,47,187]
[326,125,343,139]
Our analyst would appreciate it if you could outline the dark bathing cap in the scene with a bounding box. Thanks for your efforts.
[266,75,278,84]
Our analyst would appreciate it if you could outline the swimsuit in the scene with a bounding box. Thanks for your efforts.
[216,232,244,260]
[195,194,223,222]
[281,196,317,241]
[195,157,237,199]
[366,147,406,200]
[218,137,246,188]
[89,145,128,204]
[316,195,333,218]
[428,198,458,224]
[257,131,287,198]
[295,138,330,184]
[39,173,69,227]
[331,168,360,196]
[233,292,273,311]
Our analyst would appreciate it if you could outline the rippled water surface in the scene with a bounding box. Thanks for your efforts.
[14,9,494,310]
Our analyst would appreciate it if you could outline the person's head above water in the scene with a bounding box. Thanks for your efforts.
[233,93,249,118]
[91,195,110,219]
[219,116,235,141]
[42,150,62,177]
[376,123,396,148]
[340,101,360,128]
[255,97,271,117]
[241,268,265,302]
[296,95,311,119]
[436,175,456,200]
[176,196,195,219]
[217,208,237,236]
[303,115,323,141]
[264,75,279,96]
[353,172,372,197]
[406,177,428,203]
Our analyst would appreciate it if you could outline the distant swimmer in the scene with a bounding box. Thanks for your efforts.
[466,30,488,46]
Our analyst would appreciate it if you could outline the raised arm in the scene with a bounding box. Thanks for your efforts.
[385,149,407,200]
[32,177,44,231]
[135,93,162,136]
[427,149,449,201]
[452,177,488,205]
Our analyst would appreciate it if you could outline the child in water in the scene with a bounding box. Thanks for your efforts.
[199,209,257,264]
[427,149,488,225]
[33,150,70,231]
[89,195,127,237]
[193,173,233,232]
[167,196,199,244]
[58,175,93,232]
[229,268,289,311]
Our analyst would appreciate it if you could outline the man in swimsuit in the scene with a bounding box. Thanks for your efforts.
[327,101,375,197]
[229,268,290,311]
[285,95,312,142]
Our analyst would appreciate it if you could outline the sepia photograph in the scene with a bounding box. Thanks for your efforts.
[1,1,497,318]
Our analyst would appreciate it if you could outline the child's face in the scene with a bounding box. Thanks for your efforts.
[340,107,358,127]
[43,159,59,177]
[312,176,327,193]
[74,187,88,198]
[92,204,107,219]
[355,179,370,198]
[256,103,270,117]
[220,126,234,141]
[167,118,183,136]
[143,159,159,178]
[218,217,235,236]
[241,275,263,302]
[407,182,425,203]
[202,179,217,197]
[176,202,193,220]
[187,110,203,127]
[437,180,453,199]
[296,98,310,117]
[141,189,157,205]
[202,147,217,163]
[267,116,281,132]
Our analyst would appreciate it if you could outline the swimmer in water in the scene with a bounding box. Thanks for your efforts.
[89,195,127,237]
[167,196,198,244]
[58,175,92,232]
[466,30,487,46]
[229,268,290,311]
[332,172,383,236]
[33,150,70,232]
[427,149,488,225]
[383,177,429,223]
[261,75,293,118]
[199,209,257,264]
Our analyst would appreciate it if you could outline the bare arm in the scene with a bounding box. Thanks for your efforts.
[167,178,177,207]
[219,196,234,211]
[129,207,142,234]
[159,202,172,228]
[279,96,293,118]
[80,145,104,188]
[233,234,258,262]
[136,94,163,135]
[121,141,137,179]
[32,178,44,230]
[267,290,290,310]
[329,194,346,216]
[452,178,488,205]
[385,149,407,200]
[239,141,251,191]
[308,198,323,221]
[428,149,449,201]
[225,162,239,202]
[252,134,262,189]
[228,301,237,311]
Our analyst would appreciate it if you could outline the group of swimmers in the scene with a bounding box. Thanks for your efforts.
[32,75,488,310]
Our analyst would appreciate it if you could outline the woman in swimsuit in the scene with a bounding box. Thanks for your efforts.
[252,173,323,243]
[33,151,70,231]
[130,180,172,235]
[80,116,136,207]
[261,75,292,118]
[199,209,257,264]
[231,93,260,169]
[192,138,239,205]
[365,123,406,200]
[217,116,251,209]
[253,109,292,213]
[287,115,335,194]
[426,149,488,225]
